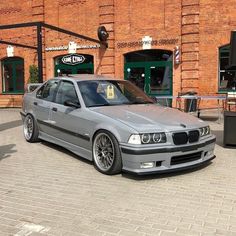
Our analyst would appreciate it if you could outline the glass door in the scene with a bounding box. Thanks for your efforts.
[124,61,172,96]
[147,61,172,96]
[2,57,24,94]
[124,65,146,92]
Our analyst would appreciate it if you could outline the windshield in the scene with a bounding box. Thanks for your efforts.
[77,80,154,107]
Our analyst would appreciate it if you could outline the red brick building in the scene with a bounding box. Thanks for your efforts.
[0,0,235,107]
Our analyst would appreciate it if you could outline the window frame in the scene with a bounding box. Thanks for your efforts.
[54,80,80,106]
[36,79,59,102]
[218,45,236,92]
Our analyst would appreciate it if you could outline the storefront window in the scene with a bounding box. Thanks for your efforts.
[54,54,94,76]
[2,57,24,93]
[219,45,236,92]
[124,49,173,96]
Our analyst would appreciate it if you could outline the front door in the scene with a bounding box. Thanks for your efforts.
[2,57,24,93]
[54,54,94,76]
[125,61,172,96]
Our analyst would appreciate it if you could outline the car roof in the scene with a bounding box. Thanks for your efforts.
[56,74,123,82]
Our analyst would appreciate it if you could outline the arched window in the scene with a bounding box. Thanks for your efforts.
[219,45,236,91]
[2,57,24,93]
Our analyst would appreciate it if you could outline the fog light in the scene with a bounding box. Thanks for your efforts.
[140,162,154,169]
[207,150,214,156]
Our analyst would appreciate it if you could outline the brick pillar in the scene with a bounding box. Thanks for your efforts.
[181,0,200,93]
[32,0,46,80]
[99,0,115,76]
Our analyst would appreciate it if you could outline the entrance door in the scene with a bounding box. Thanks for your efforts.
[2,57,24,93]
[54,54,94,76]
[125,61,172,96]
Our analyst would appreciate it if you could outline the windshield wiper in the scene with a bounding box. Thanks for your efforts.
[130,101,154,104]
[87,103,110,107]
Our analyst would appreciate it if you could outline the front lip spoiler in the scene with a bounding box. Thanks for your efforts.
[123,155,216,175]
[121,137,216,155]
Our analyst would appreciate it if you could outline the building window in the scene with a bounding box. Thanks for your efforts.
[124,49,173,96]
[219,45,236,91]
[2,57,24,93]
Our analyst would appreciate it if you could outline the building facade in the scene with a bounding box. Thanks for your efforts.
[0,0,235,107]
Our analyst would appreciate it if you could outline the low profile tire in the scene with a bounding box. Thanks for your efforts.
[23,114,39,143]
[93,130,122,175]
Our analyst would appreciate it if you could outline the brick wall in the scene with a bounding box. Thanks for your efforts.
[0,0,236,107]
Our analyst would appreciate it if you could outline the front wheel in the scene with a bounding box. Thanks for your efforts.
[93,130,122,175]
[23,114,39,142]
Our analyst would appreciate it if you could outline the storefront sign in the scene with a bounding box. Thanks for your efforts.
[45,44,100,51]
[61,54,85,65]
[117,38,179,49]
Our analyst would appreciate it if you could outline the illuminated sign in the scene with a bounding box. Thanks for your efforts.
[61,54,85,65]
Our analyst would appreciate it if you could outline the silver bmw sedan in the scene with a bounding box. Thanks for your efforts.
[21,74,216,175]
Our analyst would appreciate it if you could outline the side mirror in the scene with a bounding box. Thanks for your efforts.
[64,100,81,109]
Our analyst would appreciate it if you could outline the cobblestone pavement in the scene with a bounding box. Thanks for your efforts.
[0,109,236,236]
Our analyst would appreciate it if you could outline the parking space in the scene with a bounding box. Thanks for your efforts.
[0,109,236,236]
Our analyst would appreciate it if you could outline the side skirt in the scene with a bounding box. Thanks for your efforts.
[39,131,93,161]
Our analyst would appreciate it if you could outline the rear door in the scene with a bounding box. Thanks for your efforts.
[33,80,59,134]
[50,80,86,145]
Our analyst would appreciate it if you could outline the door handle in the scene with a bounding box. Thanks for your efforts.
[33,102,38,106]
[52,107,57,112]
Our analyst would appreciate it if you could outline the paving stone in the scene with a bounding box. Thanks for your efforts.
[0,109,236,236]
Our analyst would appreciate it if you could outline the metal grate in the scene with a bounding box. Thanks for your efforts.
[172,130,199,145]
[172,132,188,145]
[171,152,202,165]
[189,130,200,143]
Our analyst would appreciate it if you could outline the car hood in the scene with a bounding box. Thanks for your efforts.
[91,104,205,132]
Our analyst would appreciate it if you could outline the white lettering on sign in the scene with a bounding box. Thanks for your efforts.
[61,54,85,65]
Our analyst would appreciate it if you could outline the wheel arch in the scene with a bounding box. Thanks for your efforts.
[92,127,121,144]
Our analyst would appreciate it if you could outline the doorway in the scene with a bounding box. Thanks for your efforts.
[2,57,24,93]
[54,54,94,76]
[124,50,173,96]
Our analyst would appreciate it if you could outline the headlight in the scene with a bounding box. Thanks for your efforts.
[199,126,210,137]
[128,133,166,144]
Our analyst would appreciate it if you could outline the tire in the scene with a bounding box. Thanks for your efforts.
[92,130,122,175]
[23,114,39,143]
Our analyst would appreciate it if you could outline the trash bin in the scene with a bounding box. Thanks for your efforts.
[224,111,236,146]
[183,91,197,112]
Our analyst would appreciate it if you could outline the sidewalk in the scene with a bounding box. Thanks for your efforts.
[0,109,236,236]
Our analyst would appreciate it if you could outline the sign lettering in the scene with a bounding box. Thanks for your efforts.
[61,54,85,65]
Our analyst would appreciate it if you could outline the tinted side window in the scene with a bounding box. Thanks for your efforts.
[55,81,79,105]
[36,80,59,101]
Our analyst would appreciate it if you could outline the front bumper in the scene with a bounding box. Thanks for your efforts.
[120,136,216,175]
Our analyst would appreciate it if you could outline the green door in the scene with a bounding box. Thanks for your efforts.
[125,61,172,96]
[54,54,94,76]
[2,57,24,94]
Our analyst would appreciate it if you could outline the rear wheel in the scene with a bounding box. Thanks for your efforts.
[93,130,122,175]
[23,114,39,142]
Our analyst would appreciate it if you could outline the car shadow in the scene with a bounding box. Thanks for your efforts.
[0,144,17,160]
[122,162,213,181]
[37,141,215,180]
[0,119,22,132]
[40,141,93,165]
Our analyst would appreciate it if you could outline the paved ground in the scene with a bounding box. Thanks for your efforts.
[0,109,236,236]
